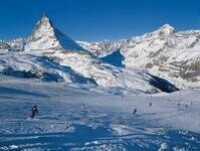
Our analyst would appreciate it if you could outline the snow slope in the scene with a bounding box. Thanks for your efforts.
[0,14,199,151]
[0,53,95,84]
[100,49,125,67]
[0,51,177,93]
[0,77,199,150]
[120,24,200,88]
[1,14,199,91]
[78,24,200,89]
[1,19,199,90]
[25,14,84,52]
[0,15,178,94]
[77,40,125,57]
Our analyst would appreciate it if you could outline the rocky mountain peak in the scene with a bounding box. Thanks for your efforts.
[32,14,54,39]
[25,14,84,51]
[155,24,175,35]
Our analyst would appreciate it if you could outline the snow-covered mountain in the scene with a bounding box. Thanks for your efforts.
[0,15,177,94]
[78,24,200,89]
[77,40,125,57]
[0,41,11,52]
[6,38,25,51]
[100,49,125,67]
[25,14,85,52]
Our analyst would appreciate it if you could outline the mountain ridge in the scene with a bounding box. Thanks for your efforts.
[78,24,200,89]
[0,16,190,93]
[25,14,85,52]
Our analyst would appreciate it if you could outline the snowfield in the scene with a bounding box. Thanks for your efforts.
[78,24,200,89]
[0,14,178,94]
[0,14,200,150]
[0,76,200,150]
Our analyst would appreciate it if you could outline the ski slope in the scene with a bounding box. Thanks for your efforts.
[0,76,200,150]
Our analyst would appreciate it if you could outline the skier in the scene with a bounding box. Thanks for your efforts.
[149,102,152,107]
[30,105,38,119]
[80,103,85,112]
[133,108,137,115]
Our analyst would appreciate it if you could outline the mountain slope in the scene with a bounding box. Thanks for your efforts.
[0,53,95,84]
[100,49,125,67]
[0,51,178,94]
[80,24,200,89]
[25,14,84,52]
[121,24,200,88]
[0,79,199,150]
[0,15,178,94]
[77,40,124,57]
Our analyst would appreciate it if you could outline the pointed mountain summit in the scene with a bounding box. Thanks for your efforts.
[154,24,175,35]
[25,14,84,51]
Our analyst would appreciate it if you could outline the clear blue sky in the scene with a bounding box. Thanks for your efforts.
[0,0,199,41]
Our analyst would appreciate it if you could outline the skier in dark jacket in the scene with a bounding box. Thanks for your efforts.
[30,105,38,119]
[133,108,137,115]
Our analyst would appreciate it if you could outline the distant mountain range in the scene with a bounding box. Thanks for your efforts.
[77,24,200,89]
[2,14,199,93]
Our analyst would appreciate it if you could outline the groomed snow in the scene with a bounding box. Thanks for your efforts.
[0,76,200,150]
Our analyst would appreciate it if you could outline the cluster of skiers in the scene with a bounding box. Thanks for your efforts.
[132,101,193,115]
[132,102,152,115]
[29,103,86,119]
[29,101,193,119]
[178,101,193,108]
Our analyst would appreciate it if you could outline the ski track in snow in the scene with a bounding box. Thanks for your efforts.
[0,78,200,150]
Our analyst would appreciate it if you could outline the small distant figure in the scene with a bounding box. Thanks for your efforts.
[185,104,188,108]
[178,103,180,107]
[149,102,152,107]
[80,103,85,112]
[133,108,137,115]
[191,101,193,105]
[30,105,38,119]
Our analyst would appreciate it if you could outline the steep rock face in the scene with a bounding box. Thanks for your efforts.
[25,14,84,52]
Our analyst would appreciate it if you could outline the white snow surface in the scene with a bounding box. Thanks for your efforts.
[0,14,199,150]
[0,76,200,150]
[1,16,199,90]
[0,51,175,94]
[25,14,84,52]
[0,15,179,93]
[78,24,200,89]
